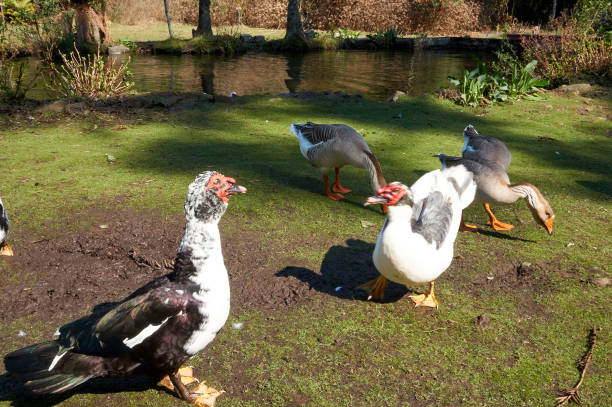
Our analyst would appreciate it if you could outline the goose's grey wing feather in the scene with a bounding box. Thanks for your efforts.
[411,191,452,249]
[294,122,359,144]
[464,136,511,171]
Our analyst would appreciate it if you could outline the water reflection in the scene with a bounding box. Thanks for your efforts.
[285,53,304,94]
[26,50,492,100]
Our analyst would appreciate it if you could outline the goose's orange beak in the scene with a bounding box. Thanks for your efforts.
[544,217,554,235]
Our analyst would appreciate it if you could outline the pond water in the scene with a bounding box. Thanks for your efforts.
[27,49,492,101]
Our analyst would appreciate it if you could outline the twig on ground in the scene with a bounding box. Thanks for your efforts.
[555,327,601,406]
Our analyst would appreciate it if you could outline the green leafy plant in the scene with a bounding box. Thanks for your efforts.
[118,39,137,49]
[506,59,549,99]
[447,59,548,107]
[448,63,491,107]
[366,29,397,48]
[336,28,360,40]
[48,44,133,101]
[190,29,243,55]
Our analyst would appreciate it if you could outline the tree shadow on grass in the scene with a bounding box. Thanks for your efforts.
[276,238,408,303]
[0,373,167,407]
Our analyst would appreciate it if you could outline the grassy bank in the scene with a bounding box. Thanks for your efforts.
[0,90,610,406]
[110,22,286,43]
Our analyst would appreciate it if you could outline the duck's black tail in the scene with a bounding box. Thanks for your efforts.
[4,341,96,394]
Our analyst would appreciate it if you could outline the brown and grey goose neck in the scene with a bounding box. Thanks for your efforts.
[436,153,555,234]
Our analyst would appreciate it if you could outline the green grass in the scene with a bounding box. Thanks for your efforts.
[0,90,610,406]
[110,22,286,43]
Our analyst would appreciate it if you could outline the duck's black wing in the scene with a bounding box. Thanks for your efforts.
[4,285,192,394]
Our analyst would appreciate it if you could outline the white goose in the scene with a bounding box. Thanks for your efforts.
[290,122,387,211]
[359,165,476,307]
[0,197,12,256]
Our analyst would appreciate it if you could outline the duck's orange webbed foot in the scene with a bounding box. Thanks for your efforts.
[332,183,352,194]
[409,282,439,308]
[162,367,225,407]
[0,241,13,256]
[358,275,388,300]
[459,217,478,232]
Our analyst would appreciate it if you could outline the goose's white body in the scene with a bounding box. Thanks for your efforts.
[373,167,476,286]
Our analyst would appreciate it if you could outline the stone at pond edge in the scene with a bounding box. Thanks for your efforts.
[108,44,130,55]
[554,83,592,95]
[304,30,315,39]
[34,100,65,114]
[253,35,265,44]
[240,34,252,42]
[387,90,406,103]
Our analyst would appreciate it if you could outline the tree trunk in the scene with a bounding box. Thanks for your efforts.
[164,0,173,38]
[74,3,112,46]
[551,0,558,20]
[285,0,305,42]
[193,0,213,37]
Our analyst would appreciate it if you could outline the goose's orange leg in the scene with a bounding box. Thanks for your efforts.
[332,167,352,194]
[459,215,478,232]
[409,281,439,308]
[323,174,344,200]
[358,275,388,300]
[484,203,514,231]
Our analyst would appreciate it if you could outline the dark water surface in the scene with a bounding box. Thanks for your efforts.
[28,50,492,101]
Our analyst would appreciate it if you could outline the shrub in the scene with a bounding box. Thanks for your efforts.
[447,60,548,107]
[366,29,397,48]
[48,44,133,101]
[520,0,612,85]
[190,30,244,55]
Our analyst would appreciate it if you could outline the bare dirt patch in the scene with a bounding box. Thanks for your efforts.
[0,209,390,331]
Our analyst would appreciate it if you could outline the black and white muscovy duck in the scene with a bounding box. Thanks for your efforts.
[4,171,246,406]
[359,166,476,307]
[289,122,388,212]
[437,125,554,234]
[0,197,13,256]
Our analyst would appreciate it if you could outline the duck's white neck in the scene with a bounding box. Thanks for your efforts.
[179,219,225,286]
[386,205,413,228]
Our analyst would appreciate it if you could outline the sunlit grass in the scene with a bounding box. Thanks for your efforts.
[110,22,286,43]
[0,91,610,406]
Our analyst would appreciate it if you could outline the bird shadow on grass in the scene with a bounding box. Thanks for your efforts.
[0,373,165,407]
[471,228,537,243]
[276,238,408,303]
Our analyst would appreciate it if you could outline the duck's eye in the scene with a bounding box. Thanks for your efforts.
[214,179,221,185]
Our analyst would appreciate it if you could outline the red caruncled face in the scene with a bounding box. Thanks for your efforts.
[376,184,407,206]
[206,174,237,203]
